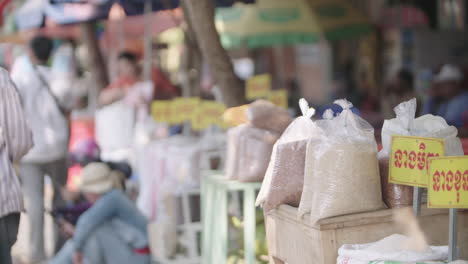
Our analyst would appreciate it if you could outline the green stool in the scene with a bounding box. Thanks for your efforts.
[201,171,262,264]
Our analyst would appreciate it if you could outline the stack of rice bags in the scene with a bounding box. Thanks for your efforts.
[258,99,385,224]
[225,100,292,182]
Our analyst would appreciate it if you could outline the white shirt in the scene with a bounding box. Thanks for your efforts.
[10,55,69,163]
[0,68,34,217]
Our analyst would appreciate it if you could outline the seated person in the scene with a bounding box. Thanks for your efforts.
[50,163,150,264]
[422,64,468,137]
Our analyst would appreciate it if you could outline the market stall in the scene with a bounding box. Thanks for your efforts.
[253,98,468,264]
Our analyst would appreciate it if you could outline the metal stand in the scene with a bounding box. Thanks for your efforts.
[448,208,458,261]
[413,187,423,216]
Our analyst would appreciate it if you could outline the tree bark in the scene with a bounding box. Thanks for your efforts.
[182,0,245,107]
[80,22,109,90]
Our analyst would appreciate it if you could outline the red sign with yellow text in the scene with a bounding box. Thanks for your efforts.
[428,156,468,208]
[389,135,445,187]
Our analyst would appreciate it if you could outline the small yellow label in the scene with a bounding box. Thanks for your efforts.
[268,89,288,109]
[389,135,445,187]
[246,74,272,100]
[428,156,468,209]
[151,100,173,123]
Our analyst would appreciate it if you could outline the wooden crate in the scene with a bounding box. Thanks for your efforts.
[265,205,468,264]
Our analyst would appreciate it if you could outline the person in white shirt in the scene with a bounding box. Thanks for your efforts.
[0,67,34,264]
[10,35,72,263]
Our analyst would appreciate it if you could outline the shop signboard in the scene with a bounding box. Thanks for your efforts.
[268,89,288,109]
[428,156,468,209]
[389,135,445,187]
[246,74,271,100]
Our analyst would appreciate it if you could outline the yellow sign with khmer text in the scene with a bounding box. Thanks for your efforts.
[389,135,445,188]
[246,74,271,100]
[428,156,468,209]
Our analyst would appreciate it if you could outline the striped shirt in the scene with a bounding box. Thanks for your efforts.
[0,67,33,218]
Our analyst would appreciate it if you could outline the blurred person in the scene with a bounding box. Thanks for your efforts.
[0,68,34,264]
[422,64,468,136]
[382,69,418,119]
[10,35,73,263]
[99,51,178,107]
[49,163,151,264]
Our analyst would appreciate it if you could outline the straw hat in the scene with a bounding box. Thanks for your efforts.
[434,64,463,83]
[79,163,114,194]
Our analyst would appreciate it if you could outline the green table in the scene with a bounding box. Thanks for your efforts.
[201,171,262,264]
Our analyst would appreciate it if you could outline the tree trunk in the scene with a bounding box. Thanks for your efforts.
[182,0,245,107]
[180,0,202,98]
[80,22,109,90]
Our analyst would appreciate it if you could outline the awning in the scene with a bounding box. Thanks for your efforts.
[216,0,322,49]
[306,0,372,41]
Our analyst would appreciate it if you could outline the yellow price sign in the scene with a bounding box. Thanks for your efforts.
[151,100,173,123]
[172,97,200,124]
[268,89,288,109]
[246,74,271,100]
[428,156,468,208]
[389,135,445,187]
[191,101,226,131]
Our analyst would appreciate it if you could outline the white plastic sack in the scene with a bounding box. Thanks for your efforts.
[337,234,448,264]
[256,99,322,212]
[299,99,384,221]
[381,98,463,156]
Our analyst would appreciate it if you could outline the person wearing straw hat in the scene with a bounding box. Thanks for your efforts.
[422,64,468,136]
[50,163,151,264]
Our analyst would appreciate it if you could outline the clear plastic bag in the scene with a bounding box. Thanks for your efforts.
[247,99,292,134]
[299,99,384,222]
[380,98,464,208]
[237,125,280,182]
[165,136,202,194]
[225,124,249,180]
[256,99,322,212]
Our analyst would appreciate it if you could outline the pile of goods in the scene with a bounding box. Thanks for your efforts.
[225,100,292,182]
[258,99,385,223]
[256,98,464,224]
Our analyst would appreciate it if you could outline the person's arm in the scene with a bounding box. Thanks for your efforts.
[0,68,33,162]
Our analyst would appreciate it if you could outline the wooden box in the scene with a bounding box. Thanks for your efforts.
[265,205,468,264]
